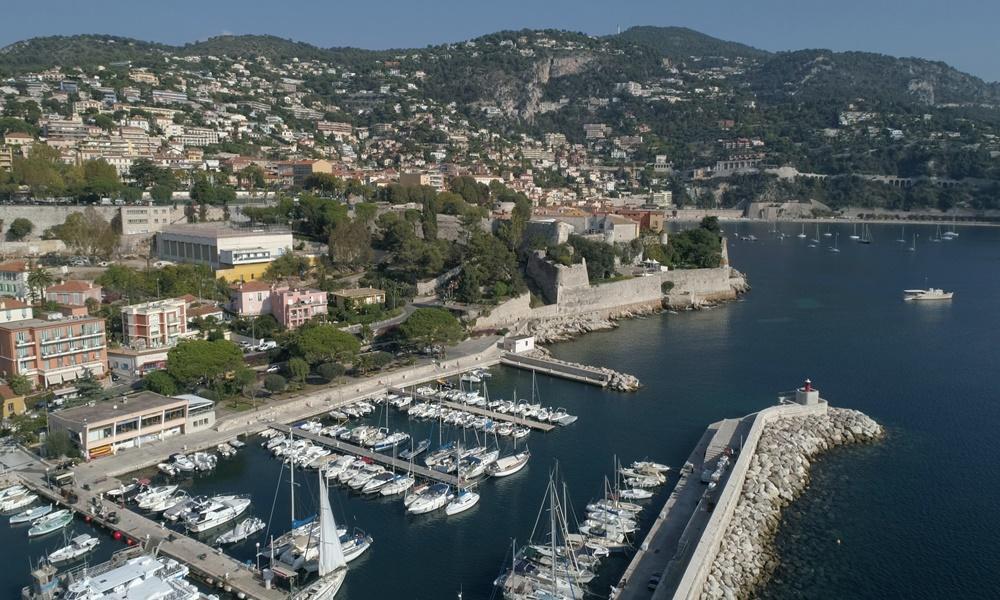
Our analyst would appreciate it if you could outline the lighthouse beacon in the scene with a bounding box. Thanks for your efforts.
[795,378,822,406]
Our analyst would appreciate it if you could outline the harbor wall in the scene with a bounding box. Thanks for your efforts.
[474,266,746,331]
[668,402,828,600]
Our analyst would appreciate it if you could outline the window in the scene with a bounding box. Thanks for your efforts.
[164,407,186,422]
[141,414,162,428]
[115,419,139,435]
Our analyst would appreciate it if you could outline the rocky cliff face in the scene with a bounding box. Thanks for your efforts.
[700,408,884,599]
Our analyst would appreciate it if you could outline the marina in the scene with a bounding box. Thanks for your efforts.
[389,387,558,432]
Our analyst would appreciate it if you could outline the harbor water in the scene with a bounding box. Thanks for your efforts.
[2,221,998,598]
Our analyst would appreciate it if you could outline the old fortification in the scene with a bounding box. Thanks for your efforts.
[475,246,748,339]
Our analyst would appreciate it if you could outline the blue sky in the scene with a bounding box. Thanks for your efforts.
[3,0,998,81]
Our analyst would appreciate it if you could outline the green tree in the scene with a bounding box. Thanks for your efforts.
[287,357,309,384]
[7,373,32,396]
[264,251,310,281]
[75,368,103,399]
[27,267,54,301]
[44,430,74,458]
[353,351,392,375]
[7,217,33,241]
[264,374,287,393]
[290,323,361,365]
[166,339,243,390]
[329,219,373,266]
[150,184,174,204]
[399,307,465,348]
[45,208,120,257]
[316,362,345,383]
[144,370,179,395]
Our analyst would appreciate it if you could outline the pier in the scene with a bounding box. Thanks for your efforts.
[499,352,610,387]
[392,387,558,432]
[270,424,460,486]
[14,466,283,600]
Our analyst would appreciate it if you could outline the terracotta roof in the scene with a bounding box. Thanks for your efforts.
[0,298,30,310]
[0,384,21,400]
[46,280,99,293]
[187,304,223,317]
[0,261,29,273]
[231,280,272,292]
[178,294,197,304]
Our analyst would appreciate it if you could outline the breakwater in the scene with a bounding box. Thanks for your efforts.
[697,408,883,599]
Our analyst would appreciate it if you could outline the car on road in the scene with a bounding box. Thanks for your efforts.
[265,365,280,373]
[152,260,175,268]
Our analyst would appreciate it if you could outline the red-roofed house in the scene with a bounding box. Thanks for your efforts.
[45,280,103,306]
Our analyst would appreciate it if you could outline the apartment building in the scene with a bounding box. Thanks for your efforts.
[120,204,180,236]
[0,311,107,389]
[45,280,102,306]
[152,89,188,104]
[399,170,446,191]
[0,261,31,300]
[121,299,188,349]
[272,288,328,329]
[332,287,386,310]
[48,391,189,459]
[0,298,32,324]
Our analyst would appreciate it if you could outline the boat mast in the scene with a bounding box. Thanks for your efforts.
[290,428,295,526]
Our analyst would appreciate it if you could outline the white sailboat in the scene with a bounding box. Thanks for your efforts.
[295,471,347,599]
[849,223,860,240]
[796,224,806,239]
[897,226,906,243]
[908,233,917,252]
[828,232,841,253]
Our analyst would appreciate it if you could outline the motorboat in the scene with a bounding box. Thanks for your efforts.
[216,516,266,545]
[28,509,73,537]
[380,474,415,496]
[399,439,431,460]
[48,533,100,565]
[903,288,954,301]
[407,483,452,515]
[229,439,246,449]
[105,479,145,500]
[631,461,670,474]
[157,462,179,477]
[217,443,236,458]
[10,503,53,524]
[1,491,38,512]
[347,464,385,490]
[135,485,179,510]
[619,488,653,501]
[164,495,209,522]
[445,488,480,516]
[184,495,251,532]
[145,491,190,513]
[489,450,530,478]
[0,484,27,500]
[372,432,410,452]
[361,471,397,494]
[549,407,578,426]
[171,454,196,472]
[403,482,429,507]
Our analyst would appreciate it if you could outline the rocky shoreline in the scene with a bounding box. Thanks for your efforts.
[700,408,884,600]
[525,347,641,392]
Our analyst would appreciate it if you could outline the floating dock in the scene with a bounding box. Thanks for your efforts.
[392,387,558,432]
[499,352,610,387]
[270,424,460,486]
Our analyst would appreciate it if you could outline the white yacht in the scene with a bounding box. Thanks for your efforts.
[184,495,251,532]
[60,553,193,600]
[445,488,480,516]
[10,503,53,524]
[406,483,452,515]
[903,288,954,301]
[2,491,38,512]
[216,517,265,545]
[135,485,179,510]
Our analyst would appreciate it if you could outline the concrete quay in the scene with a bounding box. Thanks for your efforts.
[499,351,610,387]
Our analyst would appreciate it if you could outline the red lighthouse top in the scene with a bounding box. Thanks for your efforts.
[803,378,812,392]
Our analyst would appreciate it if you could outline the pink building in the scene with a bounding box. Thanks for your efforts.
[228,281,327,330]
[228,280,275,317]
[45,280,103,306]
[273,288,328,329]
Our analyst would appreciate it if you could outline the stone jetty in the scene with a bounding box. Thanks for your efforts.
[525,305,659,344]
[526,347,640,392]
[699,408,883,599]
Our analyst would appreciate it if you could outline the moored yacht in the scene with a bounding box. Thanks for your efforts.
[48,534,100,565]
[903,288,954,301]
[184,495,251,532]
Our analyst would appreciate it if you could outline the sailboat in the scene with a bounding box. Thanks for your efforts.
[930,224,942,242]
[943,217,959,239]
[796,224,806,239]
[849,223,860,240]
[823,227,833,238]
[294,471,347,599]
[908,233,917,252]
[828,232,841,253]
[897,226,906,243]
[810,224,820,244]
[858,224,872,244]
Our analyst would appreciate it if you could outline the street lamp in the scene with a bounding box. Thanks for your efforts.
[255,542,261,572]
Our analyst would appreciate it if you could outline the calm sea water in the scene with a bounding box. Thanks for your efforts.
[2,222,997,599]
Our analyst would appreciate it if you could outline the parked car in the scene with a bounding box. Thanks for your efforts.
[153,260,174,268]
[257,340,278,351]
[265,365,280,373]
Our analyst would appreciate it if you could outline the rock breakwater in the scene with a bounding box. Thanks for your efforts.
[525,306,660,343]
[700,408,883,599]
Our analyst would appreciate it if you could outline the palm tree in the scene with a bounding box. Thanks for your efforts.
[27,267,54,304]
